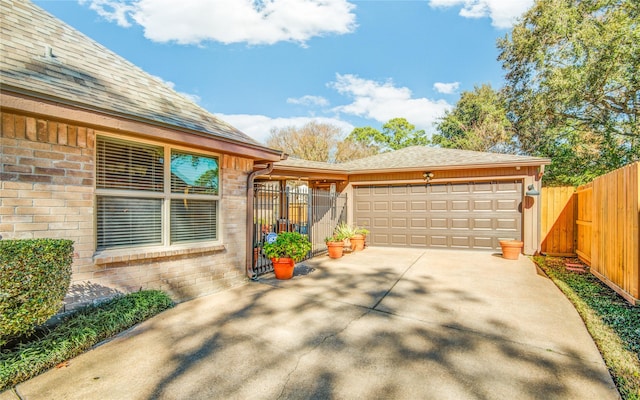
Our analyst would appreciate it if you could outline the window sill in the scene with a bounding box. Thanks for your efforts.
[94,243,226,265]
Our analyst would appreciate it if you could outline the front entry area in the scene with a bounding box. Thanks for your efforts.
[354,181,522,250]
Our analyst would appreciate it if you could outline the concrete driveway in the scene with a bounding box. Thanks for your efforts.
[2,248,618,399]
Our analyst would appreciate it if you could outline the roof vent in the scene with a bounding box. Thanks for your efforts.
[44,45,55,59]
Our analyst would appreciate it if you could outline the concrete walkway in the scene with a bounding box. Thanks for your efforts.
[2,248,618,399]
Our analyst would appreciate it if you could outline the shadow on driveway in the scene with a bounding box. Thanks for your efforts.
[8,248,618,400]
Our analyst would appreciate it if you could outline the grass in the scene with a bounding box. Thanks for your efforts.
[0,290,174,392]
[533,256,640,400]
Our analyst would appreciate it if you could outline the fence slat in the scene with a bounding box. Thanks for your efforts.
[546,164,639,304]
[576,184,593,265]
[541,186,576,256]
[575,162,639,304]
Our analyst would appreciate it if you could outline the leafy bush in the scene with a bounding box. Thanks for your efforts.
[0,290,174,391]
[262,231,312,262]
[0,239,74,346]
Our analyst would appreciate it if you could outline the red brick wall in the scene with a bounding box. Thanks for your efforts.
[1,111,252,310]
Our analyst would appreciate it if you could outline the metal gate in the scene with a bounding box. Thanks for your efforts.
[252,184,347,275]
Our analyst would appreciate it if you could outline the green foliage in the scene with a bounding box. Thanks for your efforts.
[433,84,516,153]
[333,222,356,241]
[324,236,344,244]
[534,256,640,399]
[0,239,74,347]
[326,223,369,243]
[498,0,640,185]
[0,290,174,391]
[262,232,312,262]
[331,222,369,240]
[346,118,429,153]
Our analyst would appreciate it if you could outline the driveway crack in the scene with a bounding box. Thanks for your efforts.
[276,309,370,399]
[371,250,427,310]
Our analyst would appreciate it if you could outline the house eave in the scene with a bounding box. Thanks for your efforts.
[0,87,283,162]
[258,168,348,182]
[260,159,551,179]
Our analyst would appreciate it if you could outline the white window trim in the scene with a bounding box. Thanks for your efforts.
[94,132,222,259]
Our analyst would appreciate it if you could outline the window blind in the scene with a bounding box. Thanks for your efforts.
[96,137,163,192]
[97,197,162,250]
[96,135,220,251]
[170,199,218,244]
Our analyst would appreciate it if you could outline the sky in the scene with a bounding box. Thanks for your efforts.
[33,0,534,144]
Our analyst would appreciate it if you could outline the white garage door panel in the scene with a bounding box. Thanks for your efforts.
[354,181,522,250]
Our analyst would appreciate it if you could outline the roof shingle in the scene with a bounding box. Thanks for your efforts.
[276,146,549,172]
[0,0,262,147]
[340,146,550,171]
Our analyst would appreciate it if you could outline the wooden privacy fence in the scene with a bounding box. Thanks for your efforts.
[541,186,577,256]
[541,162,639,304]
[580,163,640,305]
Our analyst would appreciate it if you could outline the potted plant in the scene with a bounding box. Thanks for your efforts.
[333,222,355,250]
[262,232,312,279]
[325,235,346,259]
[350,226,369,251]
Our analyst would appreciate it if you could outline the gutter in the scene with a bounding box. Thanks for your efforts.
[267,158,550,177]
[1,87,283,158]
[245,162,275,279]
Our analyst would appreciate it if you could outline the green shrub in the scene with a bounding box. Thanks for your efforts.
[0,239,74,347]
[333,222,356,240]
[262,231,312,262]
[0,290,174,391]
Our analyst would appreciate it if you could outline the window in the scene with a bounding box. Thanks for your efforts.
[96,136,220,251]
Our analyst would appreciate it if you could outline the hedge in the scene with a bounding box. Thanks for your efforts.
[0,290,174,391]
[0,239,74,347]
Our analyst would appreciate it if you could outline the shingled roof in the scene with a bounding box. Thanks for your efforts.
[275,146,549,173]
[0,0,263,148]
[340,146,550,171]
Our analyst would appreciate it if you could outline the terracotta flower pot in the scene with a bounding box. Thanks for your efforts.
[271,257,295,279]
[500,240,523,260]
[350,234,365,251]
[326,241,345,259]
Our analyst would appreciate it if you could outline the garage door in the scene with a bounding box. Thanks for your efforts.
[354,181,522,250]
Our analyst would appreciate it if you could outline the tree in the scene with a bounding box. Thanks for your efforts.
[334,137,379,163]
[432,84,515,153]
[266,121,342,162]
[345,118,429,153]
[497,0,640,185]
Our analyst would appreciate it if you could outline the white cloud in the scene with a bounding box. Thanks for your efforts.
[216,114,354,144]
[329,74,452,133]
[80,0,135,27]
[433,81,460,94]
[82,0,357,45]
[287,95,330,107]
[428,0,533,28]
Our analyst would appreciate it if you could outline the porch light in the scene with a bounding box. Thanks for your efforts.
[525,184,540,196]
[423,171,434,182]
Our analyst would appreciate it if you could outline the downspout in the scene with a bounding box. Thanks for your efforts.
[246,162,275,279]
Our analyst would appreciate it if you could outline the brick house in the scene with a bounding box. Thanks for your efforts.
[0,0,283,309]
